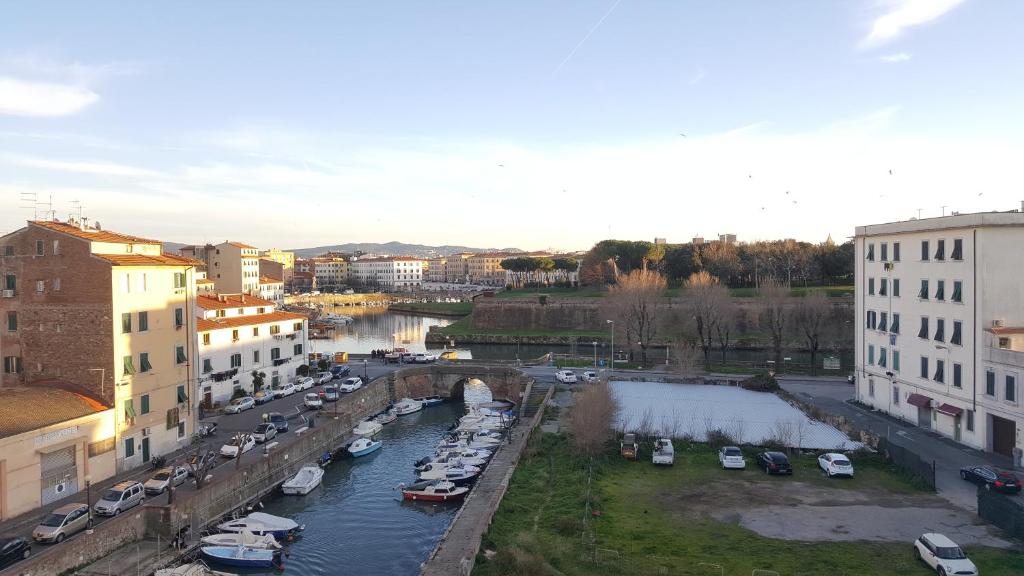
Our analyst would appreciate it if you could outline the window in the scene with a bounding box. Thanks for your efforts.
[1007,375,1017,403]
[934,359,945,383]
[53,278,61,291]
[891,313,900,334]
[869,345,875,366]
[893,278,900,297]
[3,356,22,374]
[35,240,44,255]
[121,312,132,333]
[921,240,930,261]
[893,351,900,372]
[120,273,130,294]
[952,281,962,303]
[232,329,239,341]
[177,385,187,404]
[202,333,210,345]
[866,310,876,330]
[88,438,114,457]
[869,379,875,397]
[293,322,303,331]
[177,421,186,439]
[868,278,875,295]
[935,239,945,261]
[139,311,148,332]
[230,353,241,368]
[951,238,963,261]
[920,356,928,379]
[270,325,281,335]
[879,312,888,332]
[1000,337,1011,349]
[123,355,136,376]
[202,358,212,373]
[124,398,136,420]
[951,321,962,346]
[893,385,900,405]
[4,273,15,291]
[294,344,303,356]
[174,307,184,328]
[966,409,974,431]
[919,279,929,299]
[52,240,60,255]
[271,347,281,360]
[986,370,996,396]
[866,244,875,261]
[879,347,887,368]
[140,352,152,373]
[881,243,888,261]
[918,317,929,339]
[953,363,962,388]
[935,280,945,301]
[237,308,244,315]
[124,437,135,458]
[253,327,259,337]
[6,311,16,332]
[879,278,887,296]
[3,245,13,256]
[140,394,150,415]
[175,345,187,364]
[893,242,901,262]
[253,350,260,363]
[36,280,44,293]
[934,318,945,342]
[173,272,186,289]
[216,310,226,318]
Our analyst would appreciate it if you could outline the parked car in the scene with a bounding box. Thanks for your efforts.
[0,537,31,568]
[959,465,1021,494]
[187,451,213,477]
[320,385,339,402]
[580,371,599,384]
[316,372,334,385]
[620,433,638,460]
[304,392,323,410]
[144,466,188,495]
[93,481,145,516]
[269,412,289,433]
[652,438,674,465]
[555,370,577,384]
[818,453,854,478]
[913,533,977,576]
[338,377,363,393]
[755,451,793,475]
[253,390,274,405]
[294,377,315,391]
[330,364,351,379]
[220,434,257,458]
[273,382,297,398]
[32,503,91,543]
[252,423,277,444]
[224,396,255,414]
[719,446,746,470]
[412,353,437,363]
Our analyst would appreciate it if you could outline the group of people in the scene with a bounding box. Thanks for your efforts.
[370,349,396,362]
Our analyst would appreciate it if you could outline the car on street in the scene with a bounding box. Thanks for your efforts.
[412,353,437,363]
[32,503,91,543]
[818,453,854,478]
[320,385,339,402]
[338,377,363,393]
[144,466,188,495]
[253,390,274,405]
[252,423,277,443]
[330,364,351,379]
[273,382,297,398]
[316,372,334,385]
[913,533,977,576]
[755,451,793,475]
[719,446,746,470]
[93,481,145,516]
[0,537,31,568]
[224,396,255,414]
[269,412,289,433]
[555,370,578,384]
[959,465,1021,494]
[294,377,315,391]
[220,434,257,458]
[580,371,599,384]
[304,392,323,410]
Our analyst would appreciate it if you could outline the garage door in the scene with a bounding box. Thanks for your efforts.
[992,415,1016,457]
[40,445,78,506]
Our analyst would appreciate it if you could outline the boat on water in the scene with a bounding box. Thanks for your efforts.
[201,545,281,569]
[393,398,423,416]
[400,479,469,502]
[353,419,384,437]
[439,350,458,360]
[348,437,382,457]
[320,313,353,325]
[417,462,480,481]
[200,530,281,550]
[373,410,398,425]
[436,446,493,461]
[282,463,325,495]
[437,438,501,452]
[415,453,487,471]
[413,395,443,407]
[217,512,303,540]
[155,562,233,576]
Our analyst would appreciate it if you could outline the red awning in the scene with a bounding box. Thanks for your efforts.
[937,403,964,417]
[907,393,932,408]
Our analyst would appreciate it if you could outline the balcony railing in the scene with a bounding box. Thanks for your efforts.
[984,346,1024,367]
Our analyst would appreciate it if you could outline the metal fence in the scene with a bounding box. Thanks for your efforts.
[978,487,1024,539]
[876,436,936,490]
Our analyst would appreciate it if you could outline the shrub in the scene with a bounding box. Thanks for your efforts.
[705,428,737,448]
[230,388,248,400]
[740,372,779,392]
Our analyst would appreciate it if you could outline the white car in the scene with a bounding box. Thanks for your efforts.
[220,434,256,458]
[273,382,297,398]
[304,393,323,410]
[914,533,977,576]
[294,377,315,391]
[718,446,746,469]
[818,453,855,478]
[144,466,188,495]
[580,371,599,384]
[316,372,333,385]
[338,377,363,393]
[412,353,437,364]
[555,370,577,384]
[223,396,255,414]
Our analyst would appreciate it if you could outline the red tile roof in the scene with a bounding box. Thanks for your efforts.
[259,276,283,284]
[0,386,110,439]
[31,220,160,244]
[227,241,257,249]
[94,253,203,267]
[196,310,307,332]
[197,293,277,310]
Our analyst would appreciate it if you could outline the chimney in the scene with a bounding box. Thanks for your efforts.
[241,294,246,304]
[218,294,227,303]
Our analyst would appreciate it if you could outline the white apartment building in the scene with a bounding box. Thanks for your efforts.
[855,211,1024,462]
[350,257,423,291]
[257,276,285,306]
[194,293,308,407]
[312,257,349,289]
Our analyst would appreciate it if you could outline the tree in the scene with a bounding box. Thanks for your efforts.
[251,370,266,393]
[606,269,667,366]
[793,290,831,375]
[671,338,702,376]
[187,447,218,490]
[758,278,790,369]
[684,271,726,365]
[714,293,737,365]
[296,364,310,377]
[317,358,330,372]
[569,381,619,456]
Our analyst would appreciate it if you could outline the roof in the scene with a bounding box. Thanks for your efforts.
[196,310,307,332]
[226,241,257,249]
[30,220,160,244]
[989,327,1024,335]
[196,278,215,284]
[0,386,109,439]
[197,293,277,310]
[93,253,202,267]
[259,276,283,284]
[353,256,423,263]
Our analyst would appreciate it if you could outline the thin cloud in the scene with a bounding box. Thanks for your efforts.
[0,77,98,117]
[1,153,160,177]
[879,52,912,63]
[861,0,966,49]
[688,67,706,86]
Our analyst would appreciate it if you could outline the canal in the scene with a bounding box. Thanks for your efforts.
[251,401,463,575]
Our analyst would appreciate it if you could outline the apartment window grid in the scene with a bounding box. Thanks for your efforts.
[935,239,945,261]
[919,279,929,300]
[868,345,875,365]
[934,359,945,383]
[893,242,901,262]
[891,313,900,334]
[953,363,962,389]
[868,277,875,296]
[935,280,945,301]
[952,281,962,303]
[986,370,997,396]
[921,240,930,261]
[893,350,900,372]
[920,356,928,379]
[918,316,929,339]
[893,278,900,297]
[1007,374,1018,404]
[951,239,963,261]
[880,243,888,261]
[934,318,945,342]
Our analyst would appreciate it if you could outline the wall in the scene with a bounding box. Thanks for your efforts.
[470,299,602,331]
[390,365,531,406]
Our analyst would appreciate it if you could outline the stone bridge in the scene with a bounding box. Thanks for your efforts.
[389,364,531,407]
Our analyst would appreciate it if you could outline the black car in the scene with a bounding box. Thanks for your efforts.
[960,465,1021,494]
[268,412,289,433]
[0,537,31,568]
[755,451,793,475]
[330,365,351,379]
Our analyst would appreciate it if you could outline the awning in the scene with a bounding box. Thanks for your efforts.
[937,403,963,417]
[907,393,932,408]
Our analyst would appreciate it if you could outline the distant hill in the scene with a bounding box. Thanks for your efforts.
[289,242,522,259]
[163,241,188,254]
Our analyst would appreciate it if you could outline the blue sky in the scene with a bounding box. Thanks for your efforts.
[1,1,1022,251]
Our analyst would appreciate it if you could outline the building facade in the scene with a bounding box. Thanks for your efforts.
[208,242,261,295]
[349,257,423,290]
[426,255,471,284]
[257,276,285,306]
[467,254,507,286]
[311,257,349,289]
[260,248,295,282]
[855,211,1024,461]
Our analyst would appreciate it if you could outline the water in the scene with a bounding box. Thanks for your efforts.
[249,402,463,575]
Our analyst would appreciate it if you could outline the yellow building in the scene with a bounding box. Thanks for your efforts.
[467,253,508,286]
[261,248,295,282]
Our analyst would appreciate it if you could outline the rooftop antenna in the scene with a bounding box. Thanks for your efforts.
[18,192,38,219]
[941,205,949,217]
[916,208,923,219]
[70,200,85,229]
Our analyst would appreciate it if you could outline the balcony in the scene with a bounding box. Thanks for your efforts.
[984,346,1024,368]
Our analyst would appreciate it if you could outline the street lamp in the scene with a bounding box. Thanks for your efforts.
[606,320,615,372]
[591,341,597,368]
[363,359,368,380]
[84,474,92,527]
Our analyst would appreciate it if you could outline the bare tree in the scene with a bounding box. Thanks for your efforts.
[758,278,790,370]
[606,268,667,366]
[187,447,218,490]
[684,271,727,365]
[569,382,620,456]
[671,338,702,377]
[792,290,831,375]
[714,294,737,365]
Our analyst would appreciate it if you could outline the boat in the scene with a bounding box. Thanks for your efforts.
[373,410,398,425]
[155,562,234,576]
[352,419,384,437]
[201,545,281,569]
[282,463,325,495]
[436,446,492,460]
[415,453,487,471]
[200,530,281,550]
[393,398,423,416]
[439,350,458,360]
[417,462,480,481]
[414,395,443,407]
[400,480,470,502]
[217,512,303,539]
[320,313,353,325]
[437,438,501,452]
[348,437,382,457]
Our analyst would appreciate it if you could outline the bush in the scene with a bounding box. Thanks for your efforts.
[705,428,737,448]
[740,372,779,392]
[230,388,248,400]
[296,364,310,377]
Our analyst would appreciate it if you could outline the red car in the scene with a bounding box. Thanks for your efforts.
[960,465,1021,494]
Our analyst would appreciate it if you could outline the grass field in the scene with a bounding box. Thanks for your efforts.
[474,434,1024,576]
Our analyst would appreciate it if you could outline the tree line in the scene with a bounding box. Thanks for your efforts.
[500,256,579,288]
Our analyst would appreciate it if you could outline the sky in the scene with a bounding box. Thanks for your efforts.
[1,1,1022,252]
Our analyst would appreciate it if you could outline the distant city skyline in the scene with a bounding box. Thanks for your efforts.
[2,1,1023,250]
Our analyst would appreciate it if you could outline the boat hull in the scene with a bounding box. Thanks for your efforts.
[201,547,279,568]
[402,490,467,502]
[349,441,382,457]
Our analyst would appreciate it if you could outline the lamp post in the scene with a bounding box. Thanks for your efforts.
[84,474,92,527]
[363,359,368,381]
[606,320,615,373]
[591,341,597,368]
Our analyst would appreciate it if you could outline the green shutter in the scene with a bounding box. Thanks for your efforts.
[123,355,136,376]
[122,313,132,333]
[125,399,136,419]
[177,385,187,403]
[174,308,184,327]
[125,438,135,457]
[176,346,187,364]
[139,312,148,332]
[140,394,150,415]
[140,353,152,372]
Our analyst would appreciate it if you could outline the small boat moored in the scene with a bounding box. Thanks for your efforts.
[201,545,282,569]
[200,530,281,550]
[393,398,423,416]
[217,512,303,540]
[414,395,444,407]
[352,419,384,437]
[348,437,382,457]
[282,463,325,495]
[400,479,470,502]
[373,409,398,425]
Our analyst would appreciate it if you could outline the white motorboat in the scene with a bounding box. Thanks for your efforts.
[436,447,492,461]
[393,398,423,416]
[155,563,234,576]
[437,438,501,452]
[348,437,382,457]
[352,419,383,437]
[444,432,502,446]
[281,464,324,495]
[373,410,398,425]
[417,462,481,481]
[320,314,353,325]
[200,530,281,550]
[415,453,487,470]
[217,512,303,539]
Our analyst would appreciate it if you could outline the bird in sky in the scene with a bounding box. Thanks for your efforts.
[679,132,687,137]
[889,169,893,175]
[498,164,505,168]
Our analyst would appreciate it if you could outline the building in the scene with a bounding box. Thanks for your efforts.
[259,258,285,286]
[0,387,116,520]
[855,211,1024,461]
[2,219,199,473]
[426,254,471,284]
[349,257,423,291]
[260,248,295,282]
[194,294,308,406]
[257,276,285,306]
[467,254,507,286]
[208,242,261,295]
[311,256,349,290]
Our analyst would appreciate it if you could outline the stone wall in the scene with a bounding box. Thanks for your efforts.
[469,299,602,331]
[4,508,146,576]
[391,365,531,406]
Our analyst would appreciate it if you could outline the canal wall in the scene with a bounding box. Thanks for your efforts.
[390,365,532,407]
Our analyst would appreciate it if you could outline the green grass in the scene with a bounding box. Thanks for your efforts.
[475,434,1024,576]
[436,317,608,339]
[387,301,473,315]
[496,286,608,299]
[727,285,855,298]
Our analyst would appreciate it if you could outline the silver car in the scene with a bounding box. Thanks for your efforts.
[93,481,145,516]
[224,396,255,414]
[32,503,91,543]
[144,466,188,495]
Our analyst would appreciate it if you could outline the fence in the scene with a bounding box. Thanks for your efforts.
[875,437,936,490]
[978,487,1024,539]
